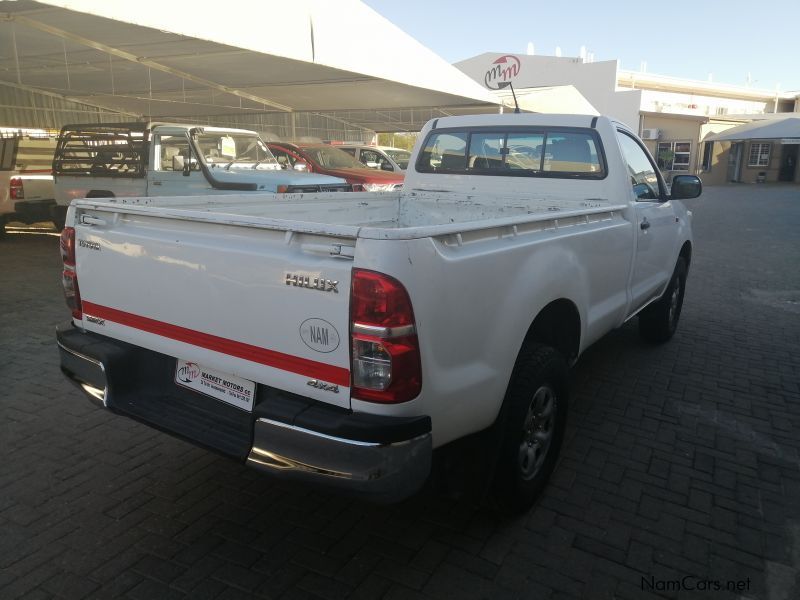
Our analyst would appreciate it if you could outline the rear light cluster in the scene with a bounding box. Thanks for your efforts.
[60,227,82,319]
[350,269,421,403]
[9,177,24,200]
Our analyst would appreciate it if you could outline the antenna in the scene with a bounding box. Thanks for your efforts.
[497,81,521,114]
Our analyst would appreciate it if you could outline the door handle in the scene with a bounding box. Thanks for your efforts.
[640,219,650,231]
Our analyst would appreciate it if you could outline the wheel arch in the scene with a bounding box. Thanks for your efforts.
[524,298,582,364]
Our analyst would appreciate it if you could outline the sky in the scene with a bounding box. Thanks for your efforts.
[363,0,799,93]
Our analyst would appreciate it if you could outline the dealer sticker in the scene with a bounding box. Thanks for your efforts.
[175,359,255,412]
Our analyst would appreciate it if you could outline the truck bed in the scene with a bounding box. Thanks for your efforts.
[73,190,627,240]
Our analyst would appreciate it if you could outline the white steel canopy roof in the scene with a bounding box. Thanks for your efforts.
[0,0,498,128]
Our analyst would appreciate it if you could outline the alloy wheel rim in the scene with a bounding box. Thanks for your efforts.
[518,385,557,481]
[669,278,681,326]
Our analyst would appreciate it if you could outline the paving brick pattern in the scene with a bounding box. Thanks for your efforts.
[1,186,799,600]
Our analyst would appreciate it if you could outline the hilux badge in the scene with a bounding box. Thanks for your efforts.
[285,273,339,293]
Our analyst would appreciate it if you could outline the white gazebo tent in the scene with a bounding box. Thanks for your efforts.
[0,0,501,136]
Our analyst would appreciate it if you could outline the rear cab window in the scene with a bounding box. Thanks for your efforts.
[416,127,605,179]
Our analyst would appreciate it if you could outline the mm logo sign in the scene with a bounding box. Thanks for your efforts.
[484,55,521,90]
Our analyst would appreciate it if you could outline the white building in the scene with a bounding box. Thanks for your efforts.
[455,53,800,184]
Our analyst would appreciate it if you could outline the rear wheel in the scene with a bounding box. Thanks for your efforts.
[0,215,6,240]
[491,343,568,513]
[638,258,687,343]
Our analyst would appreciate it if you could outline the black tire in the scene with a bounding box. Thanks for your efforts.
[0,216,6,240]
[638,258,688,343]
[491,343,569,514]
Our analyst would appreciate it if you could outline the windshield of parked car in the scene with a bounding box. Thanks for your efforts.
[384,149,411,170]
[193,132,279,169]
[302,145,366,169]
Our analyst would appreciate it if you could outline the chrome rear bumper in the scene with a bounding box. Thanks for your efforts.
[247,418,431,502]
[57,322,432,503]
[57,339,108,408]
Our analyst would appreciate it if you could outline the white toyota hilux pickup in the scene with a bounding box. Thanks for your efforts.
[56,114,701,511]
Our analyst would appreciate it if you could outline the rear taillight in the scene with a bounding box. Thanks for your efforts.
[350,269,421,403]
[9,177,23,200]
[60,226,75,266]
[60,227,82,319]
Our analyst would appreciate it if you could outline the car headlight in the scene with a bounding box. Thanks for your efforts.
[362,183,396,192]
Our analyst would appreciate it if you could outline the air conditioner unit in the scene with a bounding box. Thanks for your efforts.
[641,128,660,140]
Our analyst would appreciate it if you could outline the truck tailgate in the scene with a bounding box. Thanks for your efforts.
[73,205,354,409]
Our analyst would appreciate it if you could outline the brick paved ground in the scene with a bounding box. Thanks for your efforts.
[1,185,799,600]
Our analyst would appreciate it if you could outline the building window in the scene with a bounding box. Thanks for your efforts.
[702,142,714,171]
[748,143,771,167]
[656,141,691,171]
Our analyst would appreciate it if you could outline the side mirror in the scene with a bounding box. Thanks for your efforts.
[670,175,702,200]
[293,161,308,172]
[380,162,394,171]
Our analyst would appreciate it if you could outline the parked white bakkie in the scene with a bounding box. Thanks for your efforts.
[51,122,353,225]
[56,114,701,510]
[0,134,59,236]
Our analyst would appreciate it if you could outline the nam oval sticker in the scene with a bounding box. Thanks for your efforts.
[299,318,340,353]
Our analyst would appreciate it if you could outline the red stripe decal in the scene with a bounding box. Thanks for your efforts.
[82,301,350,387]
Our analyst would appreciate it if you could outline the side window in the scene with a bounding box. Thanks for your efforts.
[155,134,190,172]
[339,147,356,157]
[271,147,296,169]
[617,132,662,201]
[360,149,384,169]
[418,132,468,171]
